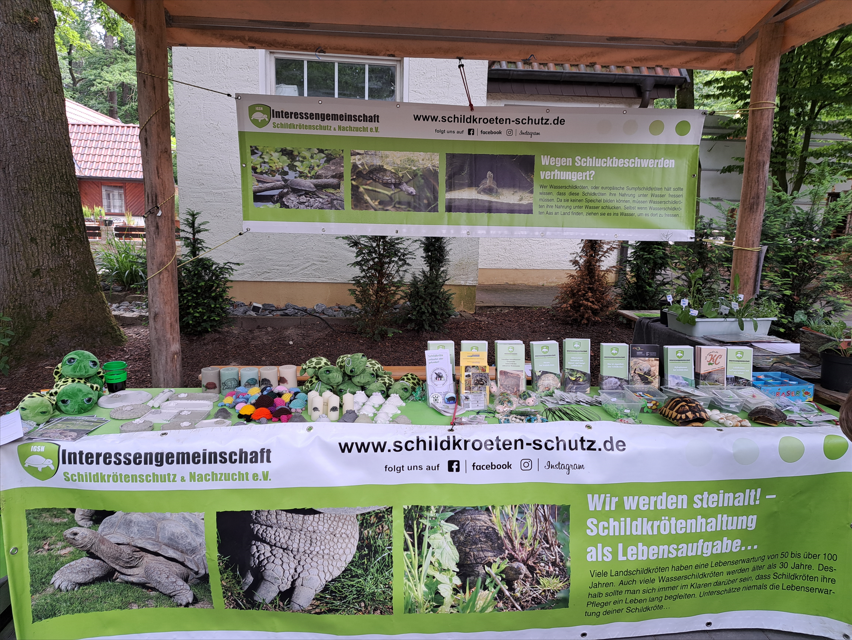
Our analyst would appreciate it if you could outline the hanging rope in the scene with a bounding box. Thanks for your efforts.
[145,229,250,282]
[136,70,233,97]
[457,58,475,111]
[708,101,778,116]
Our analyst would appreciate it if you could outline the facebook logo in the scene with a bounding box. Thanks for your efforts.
[467,128,475,136]
[448,460,461,473]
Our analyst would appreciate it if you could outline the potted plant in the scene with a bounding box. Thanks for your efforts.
[812,318,852,393]
[665,271,776,337]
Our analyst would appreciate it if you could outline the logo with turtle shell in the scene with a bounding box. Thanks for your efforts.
[249,104,271,128]
[735,350,744,359]
[541,346,550,354]
[610,347,619,356]
[573,341,581,349]
[676,350,685,359]
[18,442,60,481]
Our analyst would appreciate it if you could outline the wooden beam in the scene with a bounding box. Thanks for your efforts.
[136,0,182,386]
[731,22,784,301]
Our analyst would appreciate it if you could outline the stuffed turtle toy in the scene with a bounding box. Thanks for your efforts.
[364,381,386,397]
[398,372,423,390]
[336,380,361,395]
[351,369,376,387]
[377,372,394,389]
[16,392,55,425]
[300,357,332,378]
[317,365,344,387]
[53,350,104,392]
[365,359,383,373]
[49,382,99,415]
[341,353,368,376]
[388,380,413,401]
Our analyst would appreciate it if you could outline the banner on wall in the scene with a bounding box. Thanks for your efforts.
[236,95,704,240]
[1,422,850,640]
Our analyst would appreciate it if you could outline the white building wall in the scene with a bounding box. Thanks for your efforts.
[172,48,480,293]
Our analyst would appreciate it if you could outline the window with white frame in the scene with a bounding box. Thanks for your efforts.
[102,185,125,213]
[270,52,400,101]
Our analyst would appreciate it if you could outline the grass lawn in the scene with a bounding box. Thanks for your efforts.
[28,508,212,623]
[220,508,393,615]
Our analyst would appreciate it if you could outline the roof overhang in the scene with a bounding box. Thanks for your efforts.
[104,0,852,71]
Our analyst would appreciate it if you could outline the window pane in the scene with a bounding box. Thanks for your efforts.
[338,63,366,99]
[275,59,304,96]
[367,65,396,100]
[306,61,335,97]
[102,186,125,213]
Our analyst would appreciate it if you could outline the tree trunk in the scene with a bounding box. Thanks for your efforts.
[0,0,125,366]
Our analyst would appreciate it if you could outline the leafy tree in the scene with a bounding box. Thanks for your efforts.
[705,26,852,193]
[343,236,413,340]
[405,237,456,332]
[669,215,732,300]
[618,242,671,310]
[552,241,618,325]
[177,210,239,335]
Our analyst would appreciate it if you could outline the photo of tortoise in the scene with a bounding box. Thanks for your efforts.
[445,153,534,214]
[659,396,711,426]
[403,505,569,614]
[27,508,212,623]
[351,150,438,212]
[250,146,343,210]
[218,507,392,614]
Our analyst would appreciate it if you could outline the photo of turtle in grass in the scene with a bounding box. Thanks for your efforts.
[403,504,569,614]
[350,150,438,212]
[217,507,392,614]
[445,154,535,214]
[27,508,212,623]
[251,146,344,210]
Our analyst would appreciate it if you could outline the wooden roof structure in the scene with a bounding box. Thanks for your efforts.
[105,0,850,70]
[102,0,852,386]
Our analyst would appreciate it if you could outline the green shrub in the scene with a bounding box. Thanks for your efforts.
[342,235,413,340]
[552,240,618,324]
[95,238,147,289]
[177,210,239,335]
[406,237,456,332]
[618,241,671,310]
[669,215,730,299]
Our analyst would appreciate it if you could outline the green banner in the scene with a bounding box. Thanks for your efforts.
[237,95,703,241]
[1,421,850,639]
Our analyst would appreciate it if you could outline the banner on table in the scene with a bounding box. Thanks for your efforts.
[236,95,704,240]
[1,422,850,640]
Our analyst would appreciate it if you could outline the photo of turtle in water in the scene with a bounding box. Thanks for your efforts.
[445,154,534,214]
[350,150,438,212]
[403,504,569,614]
[561,368,590,393]
[251,146,344,210]
[27,508,211,622]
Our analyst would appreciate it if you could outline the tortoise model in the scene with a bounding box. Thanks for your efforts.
[363,167,416,196]
[241,507,383,610]
[446,508,505,588]
[659,396,710,426]
[476,171,499,196]
[50,512,207,606]
[748,405,786,426]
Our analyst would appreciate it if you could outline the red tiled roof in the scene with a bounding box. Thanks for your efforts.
[490,62,689,77]
[65,99,122,125]
[66,101,142,180]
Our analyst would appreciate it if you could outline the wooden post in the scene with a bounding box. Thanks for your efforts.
[730,22,783,300]
[136,0,181,386]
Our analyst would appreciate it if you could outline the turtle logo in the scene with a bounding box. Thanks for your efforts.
[470,346,479,351]
[249,104,271,128]
[573,341,581,349]
[735,350,744,359]
[676,350,685,359]
[541,346,550,354]
[18,442,60,481]
[508,346,515,353]
[610,347,619,356]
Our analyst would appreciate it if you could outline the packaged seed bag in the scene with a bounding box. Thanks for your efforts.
[629,344,661,388]
[562,338,591,392]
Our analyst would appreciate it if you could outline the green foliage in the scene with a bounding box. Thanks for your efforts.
[757,181,852,335]
[704,27,852,193]
[177,210,239,335]
[251,147,330,179]
[803,316,852,358]
[405,237,456,332]
[670,215,731,299]
[666,270,764,330]
[552,240,618,324]
[82,205,103,219]
[94,238,147,289]
[618,241,672,310]
[28,508,211,622]
[342,235,413,340]
[0,314,13,375]
[403,507,462,614]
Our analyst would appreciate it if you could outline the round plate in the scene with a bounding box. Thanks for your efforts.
[98,390,153,409]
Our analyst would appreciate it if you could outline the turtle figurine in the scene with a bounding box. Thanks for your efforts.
[362,167,416,196]
[51,511,207,606]
[748,405,787,426]
[446,508,505,589]
[659,396,710,426]
[476,171,499,196]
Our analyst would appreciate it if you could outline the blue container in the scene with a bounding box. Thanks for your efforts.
[752,372,814,402]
